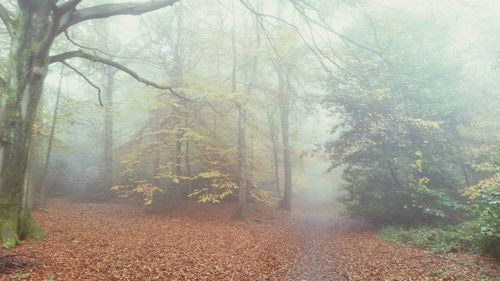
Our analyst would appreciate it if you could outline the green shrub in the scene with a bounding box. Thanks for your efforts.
[381,225,473,253]
[470,188,500,257]
[381,217,499,258]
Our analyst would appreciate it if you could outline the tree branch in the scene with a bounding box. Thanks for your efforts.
[60,61,104,106]
[49,50,191,101]
[0,3,13,36]
[289,0,390,64]
[64,30,159,65]
[64,30,113,57]
[238,0,346,85]
[56,0,83,15]
[58,0,179,32]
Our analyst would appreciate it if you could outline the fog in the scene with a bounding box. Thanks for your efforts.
[0,0,499,278]
[12,0,499,213]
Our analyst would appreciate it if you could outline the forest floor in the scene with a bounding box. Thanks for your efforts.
[0,199,498,280]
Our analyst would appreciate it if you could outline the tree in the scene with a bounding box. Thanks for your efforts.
[0,0,179,248]
[277,67,292,210]
[100,66,116,199]
[325,16,469,224]
[232,6,247,218]
[267,103,281,197]
[40,64,65,206]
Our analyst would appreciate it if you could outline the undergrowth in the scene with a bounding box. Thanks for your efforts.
[381,222,499,258]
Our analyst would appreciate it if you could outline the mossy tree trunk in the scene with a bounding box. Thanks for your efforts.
[0,1,55,248]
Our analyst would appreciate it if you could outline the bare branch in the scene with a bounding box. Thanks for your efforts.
[64,30,160,65]
[239,0,345,84]
[58,0,179,32]
[56,0,83,15]
[0,3,13,36]
[240,0,386,65]
[49,50,191,101]
[64,30,113,57]
[60,61,104,106]
[289,0,390,63]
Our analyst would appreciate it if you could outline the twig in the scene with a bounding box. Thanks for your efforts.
[61,61,104,106]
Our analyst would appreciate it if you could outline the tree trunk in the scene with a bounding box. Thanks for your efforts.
[386,160,403,190]
[175,128,183,177]
[101,68,115,198]
[278,72,292,211]
[184,106,193,198]
[0,2,55,247]
[174,118,184,200]
[248,135,254,184]
[232,1,247,219]
[233,2,262,218]
[461,163,471,188]
[21,147,33,214]
[234,104,247,219]
[40,65,64,206]
[267,109,281,197]
[152,112,162,187]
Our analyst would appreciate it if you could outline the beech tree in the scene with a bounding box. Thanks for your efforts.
[0,0,180,248]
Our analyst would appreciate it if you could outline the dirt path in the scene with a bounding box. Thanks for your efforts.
[286,204,499,280]
[286,205,338,280]
[1,200,498,280]
[285,204,371,280]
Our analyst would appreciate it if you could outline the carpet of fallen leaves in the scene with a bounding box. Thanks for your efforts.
[1,200,499,280]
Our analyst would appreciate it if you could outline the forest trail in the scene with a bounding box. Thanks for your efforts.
[286,204,370,280]
[1,200,498,280]
[286,205,335,280]
[286,204,499,280]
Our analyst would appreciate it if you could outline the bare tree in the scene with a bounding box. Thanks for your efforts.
[232,1,247,219]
